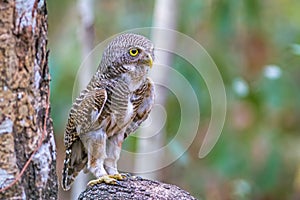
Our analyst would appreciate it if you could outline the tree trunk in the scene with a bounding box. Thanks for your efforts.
[0,0,57,199]
[78,176,197,200]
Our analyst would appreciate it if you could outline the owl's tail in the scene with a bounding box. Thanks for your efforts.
[61,140,87,191]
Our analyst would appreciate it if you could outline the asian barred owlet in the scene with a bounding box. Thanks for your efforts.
[61,33,155,191]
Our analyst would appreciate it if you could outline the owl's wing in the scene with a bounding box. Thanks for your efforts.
[64,88,107,147]
[62,88,107,191]
[124,78,155,138]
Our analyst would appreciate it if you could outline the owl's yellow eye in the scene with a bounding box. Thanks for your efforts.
[129,48,139,57]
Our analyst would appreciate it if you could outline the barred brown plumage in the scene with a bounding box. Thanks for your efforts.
[62,33,155,191]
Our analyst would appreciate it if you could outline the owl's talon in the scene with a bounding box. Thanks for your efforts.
[111,173,126,180]
[87,174,125,187]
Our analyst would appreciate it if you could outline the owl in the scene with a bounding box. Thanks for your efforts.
[61,33,155,191]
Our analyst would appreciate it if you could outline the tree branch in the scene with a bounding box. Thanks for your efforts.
[78,176,197,200]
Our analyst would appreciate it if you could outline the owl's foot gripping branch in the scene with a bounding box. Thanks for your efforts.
[87,173,128,186]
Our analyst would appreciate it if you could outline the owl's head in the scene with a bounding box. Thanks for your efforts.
[99,33,154,80]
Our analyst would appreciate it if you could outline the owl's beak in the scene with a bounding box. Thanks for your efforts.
[146,53,153,68]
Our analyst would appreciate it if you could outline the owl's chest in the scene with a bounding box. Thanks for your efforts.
[100,94,135,136]
[117,97,134,124]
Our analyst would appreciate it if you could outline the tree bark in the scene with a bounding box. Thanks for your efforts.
[0,0,57,199]
[78,176,197,200]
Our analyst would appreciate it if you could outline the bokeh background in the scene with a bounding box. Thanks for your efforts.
[48,0,300,199]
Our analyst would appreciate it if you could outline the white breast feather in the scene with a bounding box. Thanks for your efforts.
[124,99,133,123]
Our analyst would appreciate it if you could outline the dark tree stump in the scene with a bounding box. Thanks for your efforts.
[78,176,197,200]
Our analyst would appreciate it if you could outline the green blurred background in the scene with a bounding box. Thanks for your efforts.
[48,0,300,199]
